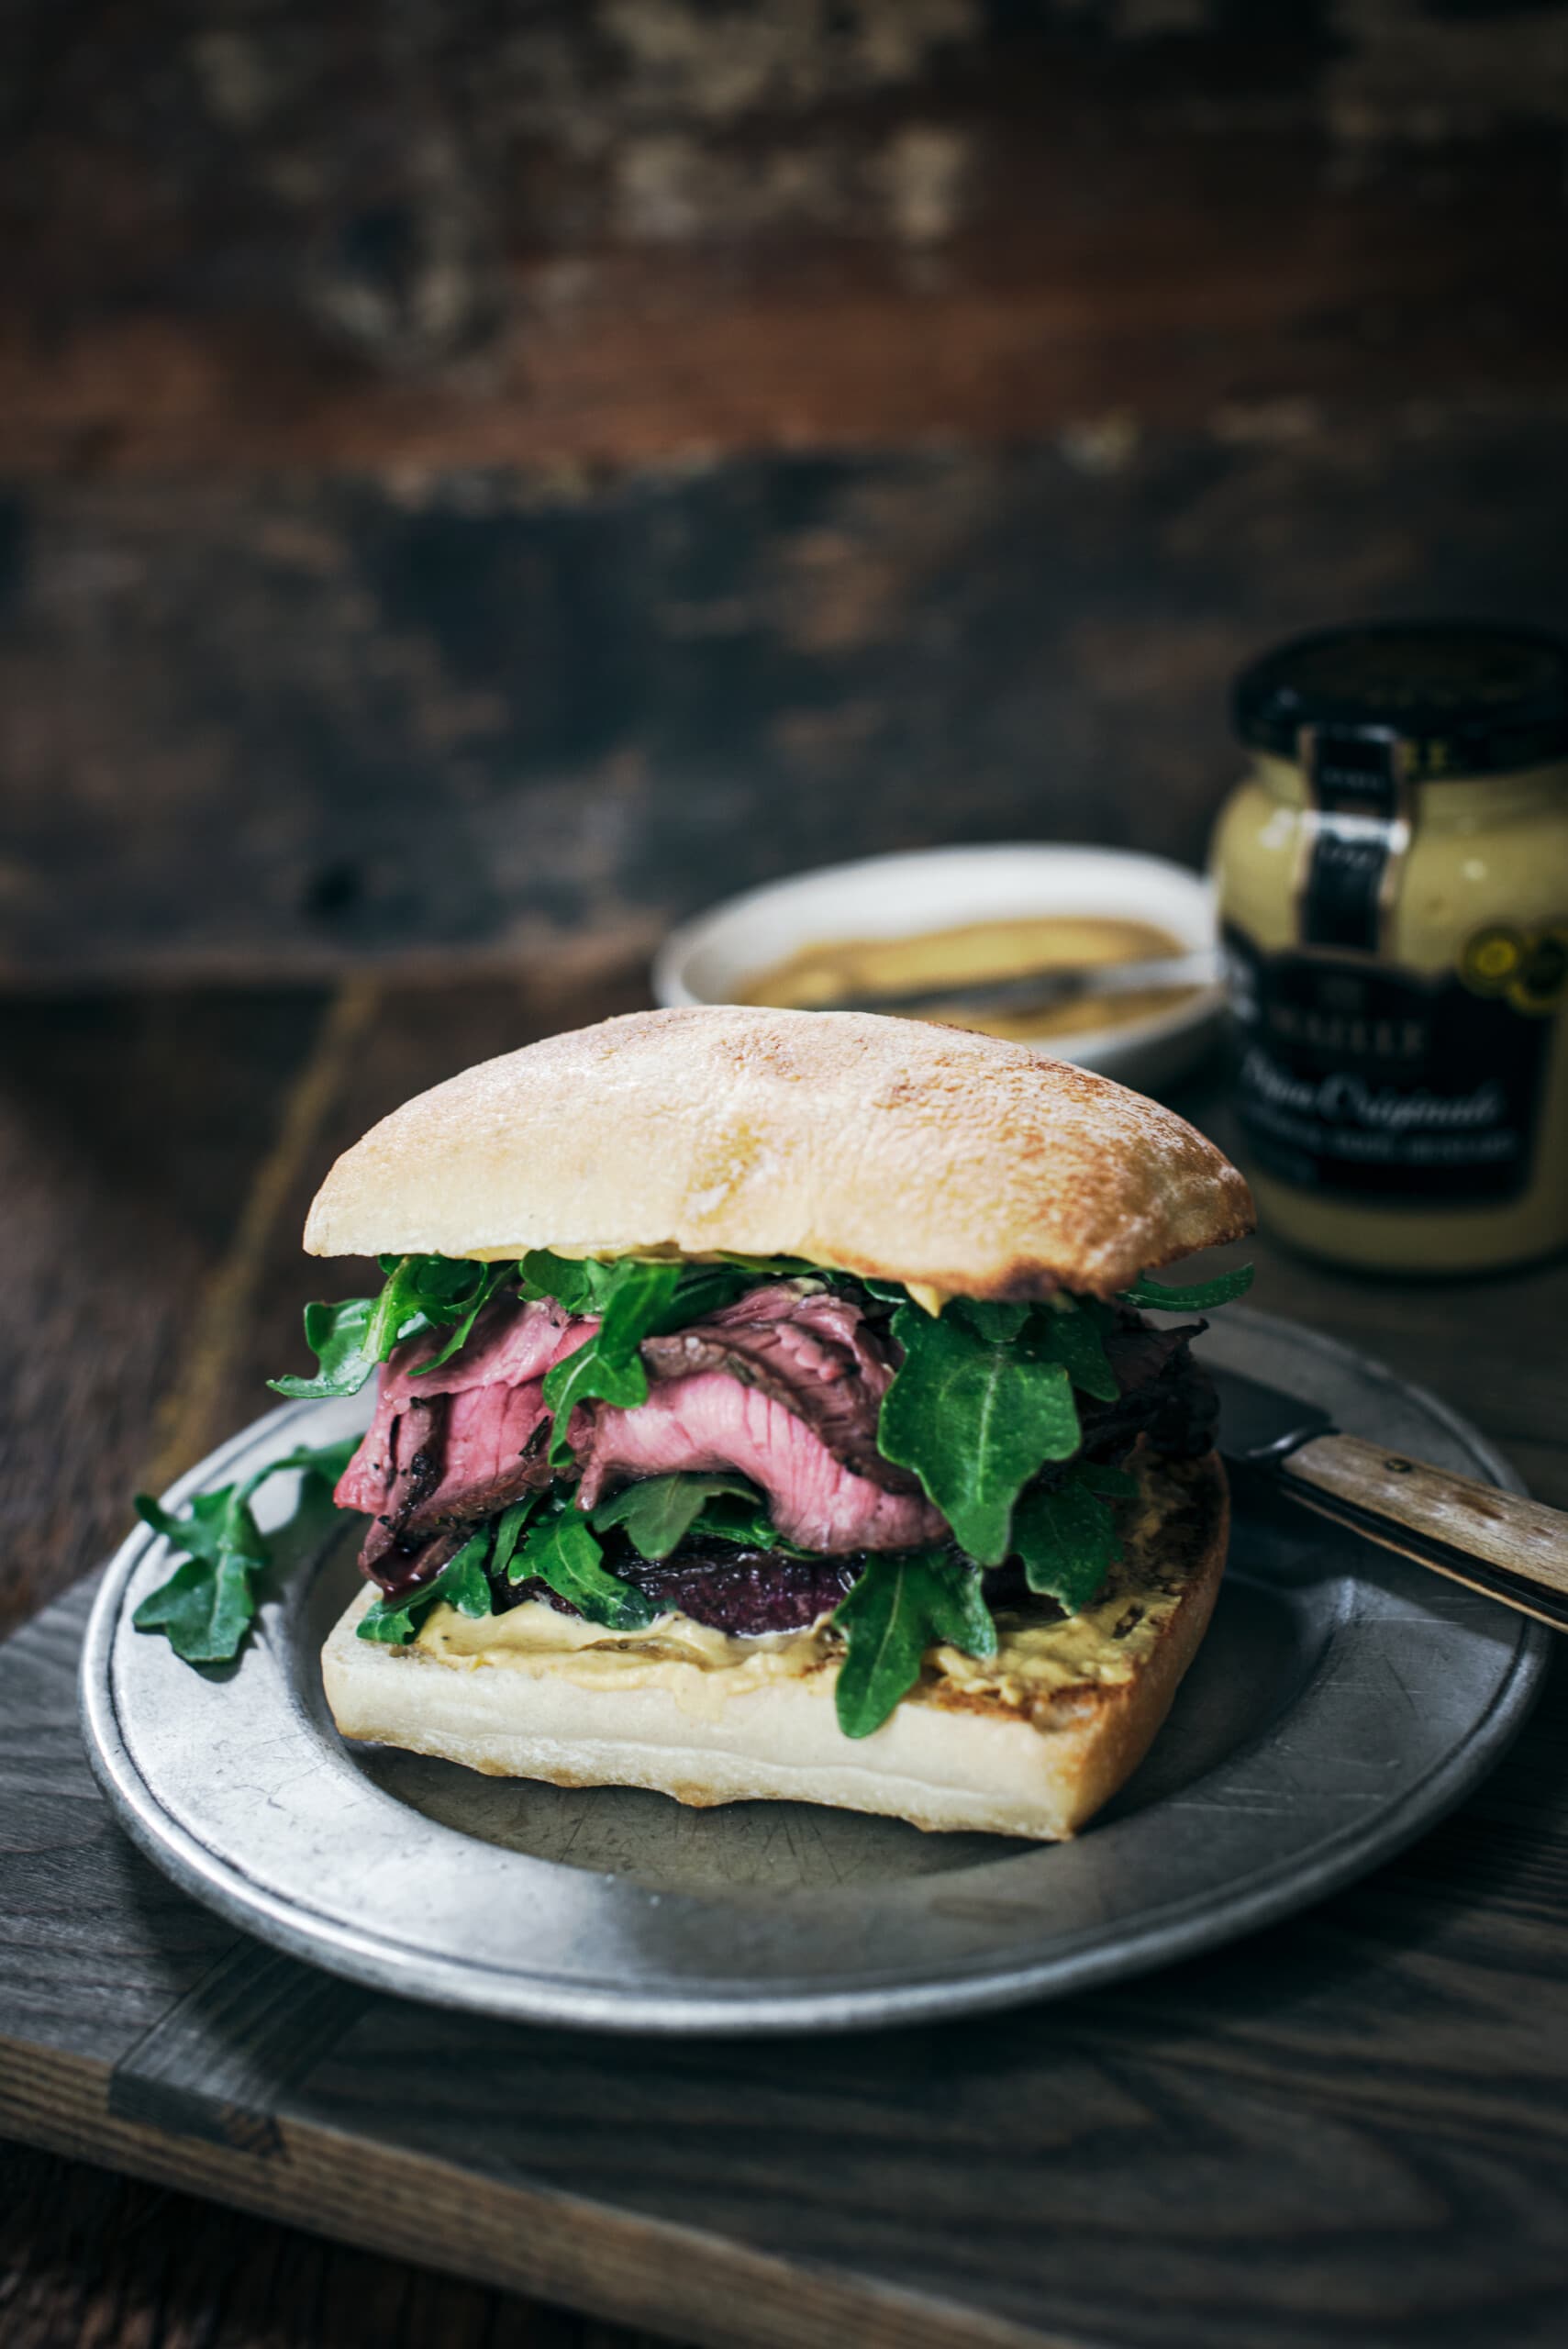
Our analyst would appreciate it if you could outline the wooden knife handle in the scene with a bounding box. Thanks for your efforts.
[1282,1433,1568,1603]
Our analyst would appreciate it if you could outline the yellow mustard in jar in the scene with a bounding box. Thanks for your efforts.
[1213,622,1568,1274]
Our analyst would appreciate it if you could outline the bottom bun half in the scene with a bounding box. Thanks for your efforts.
[321,1451,1228,1842]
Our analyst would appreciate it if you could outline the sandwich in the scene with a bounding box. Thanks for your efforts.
[284,1006,1253,1840]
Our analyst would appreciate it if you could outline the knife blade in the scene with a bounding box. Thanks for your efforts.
[1216,1366,1568,1631]
[1216,1368,1335,1464]
[810,950,1220,1020]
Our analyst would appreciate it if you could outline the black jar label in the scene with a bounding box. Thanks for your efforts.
[1296,723,1412,955]
[1223,922,1562,1205]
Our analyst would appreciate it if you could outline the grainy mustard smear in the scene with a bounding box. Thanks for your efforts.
[408,1453,1207,1729]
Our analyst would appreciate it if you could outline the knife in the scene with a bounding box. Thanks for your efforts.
[1218,1369,1568,1631]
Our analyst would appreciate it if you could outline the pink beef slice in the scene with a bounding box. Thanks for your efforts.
[335,1297,595,1520]
[587,1279,943,1549]
[336,1277,944,1554]
[637,1283,918,1488]
[572,1374,945,1552]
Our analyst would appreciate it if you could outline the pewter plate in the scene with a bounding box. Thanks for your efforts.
[80,1309,1548,2034]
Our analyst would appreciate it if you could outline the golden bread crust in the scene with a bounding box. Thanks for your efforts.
[304,1006,1252,1298]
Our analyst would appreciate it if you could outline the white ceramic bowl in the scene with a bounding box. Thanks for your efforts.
[653,843,1225,1095]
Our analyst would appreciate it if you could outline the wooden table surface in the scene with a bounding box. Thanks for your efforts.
[3,963,1567,2349]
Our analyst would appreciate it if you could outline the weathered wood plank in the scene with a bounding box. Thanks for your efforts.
[0,2141,613,2349]
[0,2040,1041,2349]
[0,989,327,1635]
[106,1943,373,2154]
[3,1579,1567,2349]
[3,5,1566,470]
[6,421,1568,989]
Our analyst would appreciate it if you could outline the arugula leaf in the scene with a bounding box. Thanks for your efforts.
[132,1488,269,1663]
[519,1252,750,1320]
[354,1593,424,1645]
[428,1528,495,1617]
[590,1474,762,1563]
[714,1252,820,1278]
[948,1298,1030,1343]
[541,1341,649,1463]
[1034,1295,1119,1402]
[523,1253,842,1470]
[683,1493,818,1558]
[269,1296,380,1400]
[364,1253,506,1371]
[1117,1265,1254,1311]
[133,1435,360,1665]
[592,1260,686,1356]
[877,1303,1082,1565]
[1010,1475,1123,1615]
[515,1508,655,1629]
[833,1553,996,1739]
[540,1260,684,1464]
[651,1265,754,1325]
[405,1260,512,1375]
[364,1256,430,1361]
[490,1492,544,1583]
[517,1250,617,1314]
[359,1495,658,1645]
[356,1524,495,1644]
[270,1254,515,1400]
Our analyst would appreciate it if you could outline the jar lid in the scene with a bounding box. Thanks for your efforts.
[1234,621,1568,778]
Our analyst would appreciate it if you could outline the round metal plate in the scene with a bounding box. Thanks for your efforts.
[81,1308,1548,2034]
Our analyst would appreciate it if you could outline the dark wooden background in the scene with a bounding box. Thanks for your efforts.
[5,1,1568,986]
[4,4,1568,2344]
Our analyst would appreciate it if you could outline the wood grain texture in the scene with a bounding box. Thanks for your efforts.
[2,3,1565,472]
[0,988,328,1641]
[5,1584,1568,2349]
[1284,1432,1568,1594]
[7,417,1568,990]
[3,969,1568,2349]
[0,2140,659,2349]
[5,5,1566,985]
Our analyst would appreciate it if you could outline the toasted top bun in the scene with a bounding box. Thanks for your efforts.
[304,1006,1252,1300]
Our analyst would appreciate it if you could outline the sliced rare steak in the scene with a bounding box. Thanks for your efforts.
[386,1395,448,1517]
[340,1297,589,1589]
[639,1285,917,1490]
[341,1281,1217,1604]
[570,1374,947,1552]
[356,1395,450,1584]
[368,1525,467,1599]
[344,1280,944,1581]
[337,1296,588,1525]
[359,1440,558,1594]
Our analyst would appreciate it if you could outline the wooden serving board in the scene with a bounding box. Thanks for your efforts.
[6,1575,1568,2349]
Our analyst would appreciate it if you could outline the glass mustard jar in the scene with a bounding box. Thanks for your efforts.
[1212,622,1568,1274]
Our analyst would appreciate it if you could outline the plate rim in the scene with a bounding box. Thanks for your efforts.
[80,1308,1550,2034]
